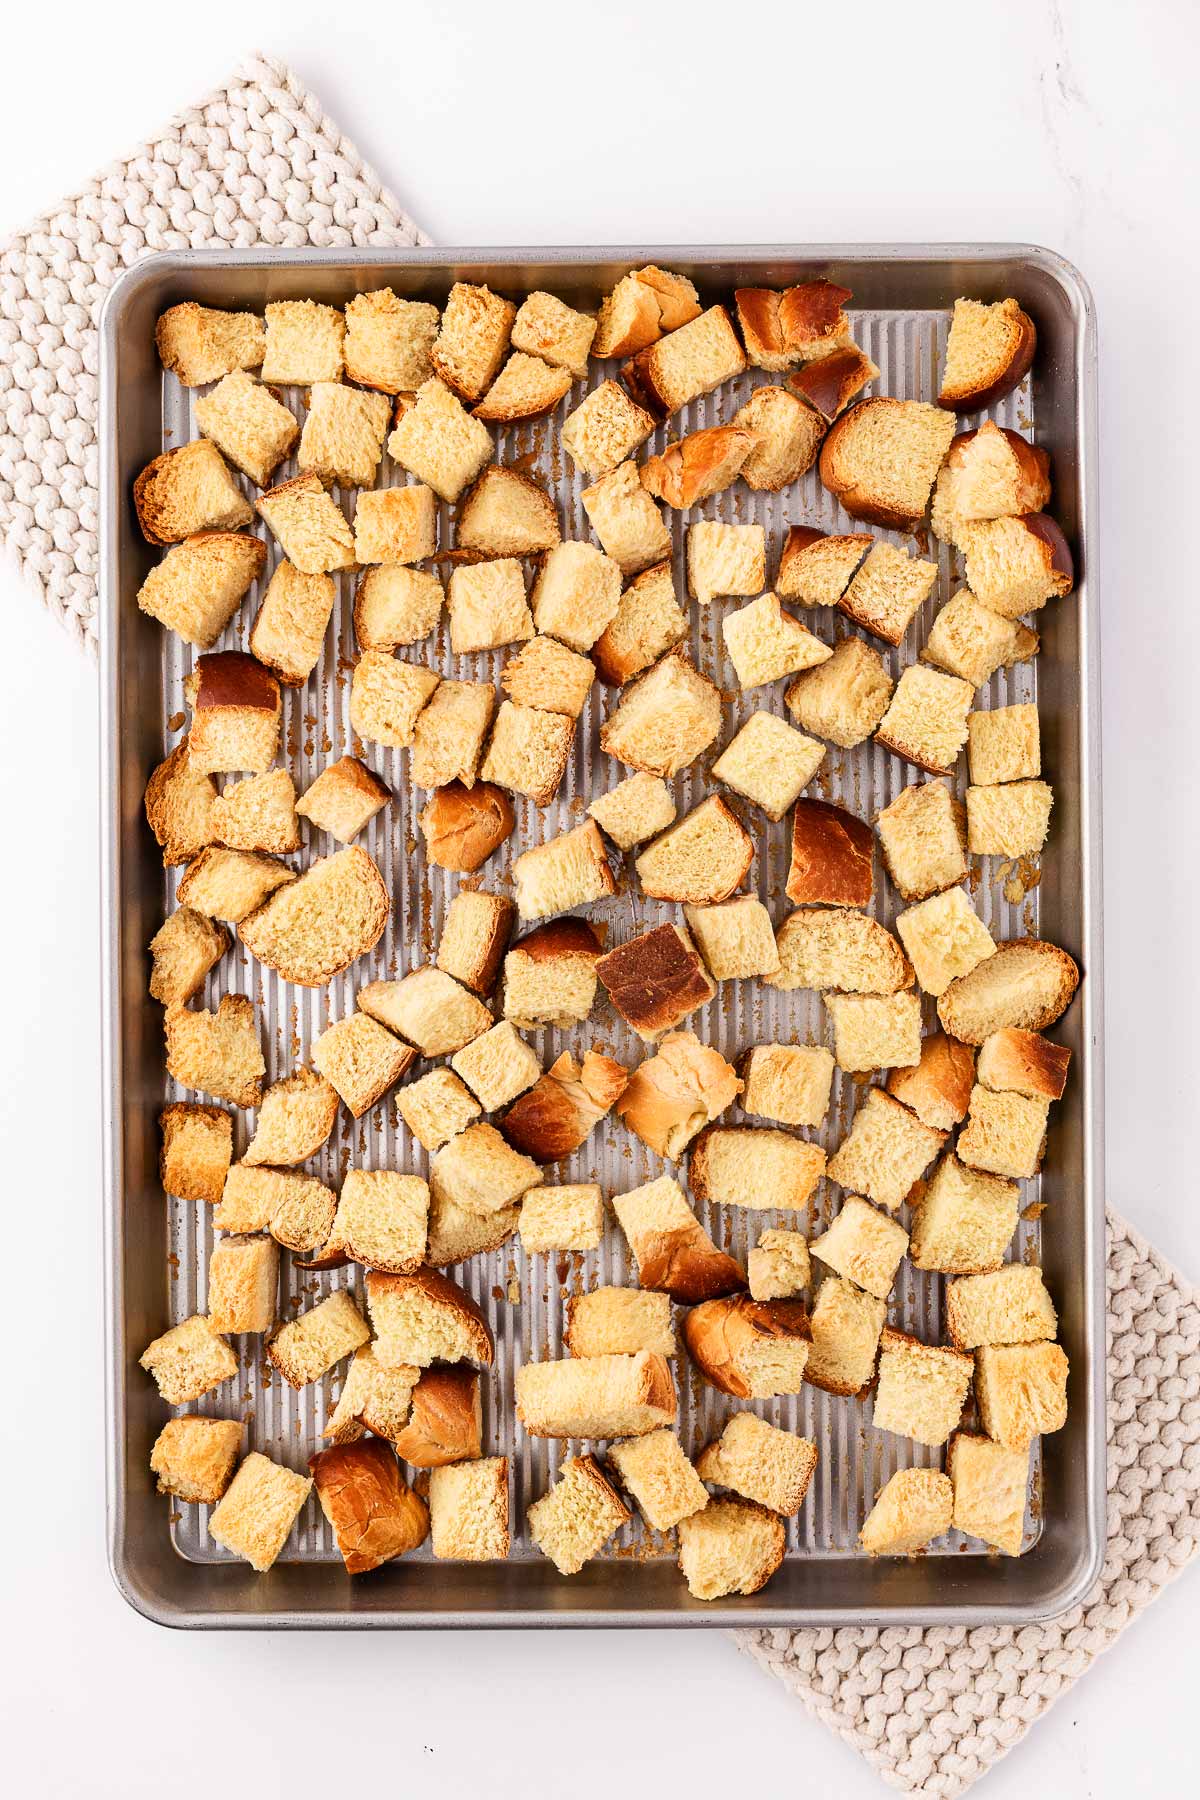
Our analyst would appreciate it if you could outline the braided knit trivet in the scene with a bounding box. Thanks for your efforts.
[0,51,428,649]
[738,1207,1200,1796]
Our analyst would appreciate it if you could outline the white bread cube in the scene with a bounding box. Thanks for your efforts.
[183,651,282,776]
[295,757,390,843]
[610,1174,743,1305]
[581,460,670,575]
[722,592,832,690]
[810,1196,908,1300]
[502,917,604,1027]
[732,385,825,490]
[635,796,753,905]
[922,587,1039,687]
[747,1228,812,1301]
[531,540,623,651]
[208,1453,312,1571]
[428,1456,510,1560]
[410,679,496,789]
[565,1289,676,1359]
[243,1066,337,1166]
[687,521,766,605]
[137,533,266,650]
[592,561,687,686]
[518,1182,604,1252]
[967,702,1041,785]
[432,1121,544,1216]
[886,1031,976,1131]
[948,1432,1029,1556]
[267,1289,371,1388]
[387,376,493,502]
[966,780,1054,857]
[677,1499,784,1600]
[176,849,295,924]
[824,991,922,1073]
[776,526,872,606]
[447,559,534,653]
[134,439,254,546]
[957,1083,1049,1180]
[695,1413,818,1517]
[786,634,893,748]
[592,265,700,358]
[323,1344,421,1447]
[515,1351,676,1439]
[457,465,560,556]
[741,1046,834,1129]
[159,1101,232,1202]
[872,1328,973,1447]
[959,514,1073,618]
[195,371,299,487]
[607,1430,708,1532]
[908,1153,1019,1274]
[353,484,437,565]
[211,769,300,854]
[437,889,515,995]
[561,379,655,477]
[502,635,595,717]
[156,302,265,387]
[528,1454,630,1575]
[768,907,912,996]
[839,541,937,646]
[430,282,515,402]
[249,561,336,685]
[600,651,722,778]
[511,290,596,377]
[684,895,780,980]
[588,772,676,850]
[139,1313,238,1405]
[826,1087,946,1212]
[896,886,996,996]
[297,382,390,489]
[150,1414,243,1504]
[359,967,490,1058]
[261,299,344,383]
[614,1031,741,1159]
[939,297,1036,412]
[621,304,747,417]
[596,923,716,1043]
[256,474,356,573]
[149,911,229,1006]
[690,1125,825,1212]
[350,651,440,748]
[875,779,967,902]
[480,699,575,805]
[207,1233,278,1334]
[819,396,955,531]
[712,711,825,821]
[945,1263,1058,1351]
[876,664,973,774]
[311,1013,415,1117]
[639,425,754,508]
[860,1468,953,1555]
[512,819,616,921]
[164,994,265,1108]
[975,1343,1069,1450]
[214,1166,337,1253]
[451,1021,541,1112]
[328,1170,430,1274]
[804,1275,885,1396]
[364,1269,494,1370]
[343,289,439,393]
[976,1027,1070,1101]
[397,1069,482,1152]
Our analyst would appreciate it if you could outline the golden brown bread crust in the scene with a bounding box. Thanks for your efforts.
[192,650,280,715]
[595,924,714,1038]
[418,781,515,873]
[364,1268,496,1367]
[391,1364,482,1466]
[789,346,877,421]
[945,426,1050,513]
[144,740,218,866]
[615,1032,741,1158]
[638,427,754,508]
[979,1027,1070,1100]
[308,1438,429,1573]
[511,917,605,965]
[887,1032,976,1128]
[818,399,945,531]
[939,304,1036,412]
[786,800,874,906]
[683,1295,812,1398]
[631,1217,745,1306]
[734,282,852,366]
[1018,513,1075,592]
[501,1049,629,1163]
[619,304,744,417]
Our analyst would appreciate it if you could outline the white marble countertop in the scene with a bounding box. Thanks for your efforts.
[1,2,1196,1794]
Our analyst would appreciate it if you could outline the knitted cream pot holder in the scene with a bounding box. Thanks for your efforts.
[4,54,1196,1794]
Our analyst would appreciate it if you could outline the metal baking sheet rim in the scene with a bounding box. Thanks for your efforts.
[99,244,1105,1629]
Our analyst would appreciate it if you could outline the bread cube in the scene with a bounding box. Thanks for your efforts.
[976,1027,1070,1101]
[195,371,299,487]
[592,561,687,686]
[328,1170,430,1274]
[410,680,496,789]
[211,769,301,854]
[208,1452,312,1572]
[741,1046,834,1129]
[512,819,616,921]
[502,917,603,1028]
[588,772,676,850]
[214,1166,337,1253]
[295,757,390,843]
[530,540,623,651]
[511,290,596,377]
[447,558,534,653]
[967,702,1041,785]
[876,664,973,774]
[946,1263,1057,1351]
[344,288,439,392]
[164,994,265,1108]
[396,1070,481,1154]
[966,780,1054,857]
[872,1328,973,1447]
[353,484,437,565]
[261,299,344,383]
[776,527,872,605]
[687,521,766,605]
[824,991,922,1073]
[875,779,968,902]
[457,465,560,556]
[732,385,825,491]
[298,381,391,489]
[159,1101,232,1203]
[959,514,1073,618]
[839,542,937,646]
[139,1313,238,1405]
[387,376,493,502]
[768,907,912,996]
[426,1182,520,1267]
[922,588,1039,687]
[437,890,515,996]
[593,265,701,358]
[827,1087,946,1212]
[690,1125,825,1213]
[430,282,515,402]
[428,1456,510,1560]
[529,1454,630,1575]
[239,849,381,998]
[936,939,1080,1045]
[804,1275,885,1395]
[176,847,294,923]
[323,1345,421,1448]
[149,911,229,1006]
[948,1432,1029,1555]
[735,280,852,369]
[747,1228,812,1301]
[723,592,832,690]
[352,567,442,654]
[309,1437,430,1573]
[622,304,747,418]
[518,1182,605,1252]
[684,895,780,980]
[516,1350,677,1437]
[939,296,1035,412]
[711,711,824,822]
[475,351,570,426]
[635,796,753,905]
[677,1499,784,1600]
[134,439,254,546]
[860,1468,953,1555]
[206,1233,278,1334]
[561,379,655,477]
[810,1196,908,1300]
[786,634,893,748]
[639,425,754,509]
[267,1288,371,1389]
[150,1415,243,1504]
[480,699,575,805]
[786,798,874,907]
[957,1083,1049,1180]
[908,1153,1019,1274]
[819,396,955,530]
[312,1012,416,1117]
[350,650,439,749]
[565,1289,676,1359]
[896,886,996,996]
[156,302,265,387]
[243,1066,338,1166]
[137,533,266,649]
[696,1413,818,1520]
[502,635,595,717]
[600,651,722,778]
[256,473,356,573]
[610,1174,743,1305]
[432,1121,544,1216]
[451,1021,541,1112]
[886,1031,976,1131]
[597,925,715,1044]
[608,1430,708,1531]
[502,1050,628,1165]
[581,460,670,575]
[359,967,490,1058]
[975,1342,1069,1450]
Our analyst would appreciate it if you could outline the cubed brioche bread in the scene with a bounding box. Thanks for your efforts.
[957,1083,1050,1181]
[600,652,722,778]
[260,299,344,383]
[621,304,746,417]
[810,1196,909,1299]
[931,423,1051,546]
[895,886,996,998]
[639,425,754,507]
[528,1455,630,1575]
[195,371,300,488]
[875,665,973,775]
[309,1438,430,1574]
[211,769,301,854]
[875,779,967,903]
[696,1413,818,1518]
[137,531,266,649]
[871,1328,973,1447]
[437,889,515,995]
[819,398,955,530]
[297,381,390,488]
[615,1030,742,1159]
[747,1228,812,1302]
[502,917,604,1029]
[561,379,655,477]
[457,465,560,557]
[531,539,623,652]
[208,1453,312,1572]
[592,562,688,686]
[908,1153,1020,1274]
[686,521,766,606]
[938,297,1036,412]
[387,376,493,503]
[365,1268,495,1370]
[239,847,389,987]
[826,1088,947,1212]
[589,772,677,850]
[734,279,852,370]
[350,650,441,749]
[966,780,1054,858]
[502,635,596,718]
[183,649,276,758]
[786,798,873,905]
[776,526,872,606]
[839,542,937,647]
[786,634,893,749]
[789,344,879,421]
[565,1288,676,1359]
[502,1049,629,1164]
[635,797,753,905]
[295,757,390,844]
[922,589,1039,688]
[608,1430,709,1531]
[353,483,437,566]
[722,592,832,690]
[517,1182,606,1253]
[164,994,265,1108]
[515,1351,676,1439]
[419,781,515,874]
[392,1364,483,1466]
[343,288,438,393]
[396,1069,482,1153]
[713,712,825,823]
[731,385,825,491]
[323,1170,430,1275]
[358,967,490,1058]
[479,699,574,805]
[859,1468,953,1556]
[976,1027,1070,1101]
[411,680,496,790]
[215,1166,336,1254]
[936,939,1080,1044]
[683,1294,812,1399]
[145,741,218,866]
[429,281,515,402]
[431,1119,544,1215]
[595,923,715,1042]
[592,265,701,358]
[975,1342,1069,1451]
[948,1431,1029,1556]
[804,1275,886,1396]
[690,1126,826,1213]
[428,1456,510,1560]
[512,819,616,921]
[473,352,572,423]
[511,289,596,376]
[139,1313,238,1405]
[243,1066,338,1166]
[150,1414,243,1504]
[149,909,230,1006]
[959,514,1073,619]
[945,1263,1058,1351]
[266,1288,371,1388]
[256,473,356,573]
[324,1344,419,1447]
[176,848,296,923]
[206,1233,279,1335]
[354,565,444,651]
[677,1498,785,1600]
[741,1046,834,1130]
[611,1174,745,1304]
[159,1101,233,1203]
[886,1031,975,1131]
[426,1179,520,1267]
[581,460,671,575]
[451,1020,541,1113]
[156,302,265,387]
[683,896,780,982]
[768,906,912,996]
[967,702,1041,785]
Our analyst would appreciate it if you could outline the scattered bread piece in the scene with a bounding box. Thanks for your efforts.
[959,514,1073,618]
[922,588,1039,687]
[149,909,229,1006]
[732,386,825,490]
[684,896,780,982]
[324,1344,419,1447]
[419,781,515,873]
[886,1032,975,1131]
[786,634,893,748]
[787,798,873,904]
[931,422,1050,545]
[597,922,715,1042]
[502,917,605,1028]
[581,459,671,574]
[611,1174,745,1304]
[635,796,753,905]
[430,282,516,402]
[353,483,437,565]
[365,1268,495,1369]
[214,1165,337,1254]
[256,473,356,573]
[312,1013,416,1117]
[769,906,912,995]
[137,531,266,648]
[502,635,595,717]
[239,846,389,987]
[826,990,921,1074]
[908,1153,1020,1274]
[948,1431,1029,1556]
[474,352,573,423]
[387,376,493,502]
[195,371,300,487]
[411,680,497,789]
[747,1228,812,1301]
[600,651,722,778]
[502,1049,629,1163]
[354,564,444,649]
[512,818,616,920]
[723,592,832,690]
[818,397,956,529]
[687,521,766,606]
[936,938,1080,1044]
[324,1169,430,1274]
[639,425,754,507]
[741,1046,834,1130]
[511,290,596,376]
[608,1430,708,1531]
[208,1453,312,1572]
[616,1030,742,1158]
[734,280,852,370]
[895,886,996,997]
[207,1233,278,1334]
[566,1289,676,1359]
[156,302,265,386]
[392,1365,483,1466]
[621,305,747,417]
[946,1264,1058,1351]
[244,1067,338,1166]
[875,780,968,902]
[267,1288,371,1388]
[839,541,937,646]
[451,1020,541,1113]
[211,769,301,854]
[872,1328,973,1447]
[977,1027,1070,1101]
[160,1101,233,1203]
[432,1119,545,1215]
[184,649,282,775]
[712,711,824,823]
[518,1182,605,1252]
[139,1313,238,1405]
[437,890,515,995]
[480,699,575,804]
[397,1069,482,1152]
[875,664,973,775]
[939,297,1036,412]
[295,757,390,844]
[683,1294,812,1398]
[957,1083,1049,1180]
[690,1125,825,1213]
[592,561,688,686]
[677,1498,784,1600]
[298,382,391,489]
[696,1413,818,1517]
[593,265,701,358]
[529,1454,630,1575]
[150,1415,243,1504]
[588,771,676,850]
[428,1456,510,1560]
[446,558,534,652]
[457,465,560,556]
[309,1438,429,1574]
[561,379,656,477]
[134,439,254,545]
[776,526,872,606]
[860,1468,953,1556]
[165,994,264,1107]
[145,741,218,866]
[360,966,490,1058]
[804,1275,887,1395]
[966,779,1054,857]
[967,702,1041,786]
[343,289,439,393]
[788,345,879,421]
[515,1350,676,1438]
[975,1342,1069,1451]
[810,1196,908,1300]
[531,539,623,651]
[350,649,440,747]
[826,1087,946,1212]
[426,1178,520,1267]
[261,299,345,383]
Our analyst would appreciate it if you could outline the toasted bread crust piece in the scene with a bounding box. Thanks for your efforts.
[611,1174,746,1305]
[936,938,1080,1044]
[939,297,1037,412]
[734,281,852,370]
[502,1050,628,1163]
[133,439,255,545]
[365,1268,496,1370]
[457,465,560,557]
[393,1365,483,1467]
[639,426,755,508]
[419,782,515,873]
[615,1031,742,1160]
[596,923,716,1042]
[787,800,873,906]
[819,397,955,530]
[309,1438,429,1573]
[887,1032,976,1130]
[789,345,879,421]
[683,1295,812,1398]
[593,265,701,358]
[621,305,747,418]
[239,846,389,987]
[164,994,265,1108]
